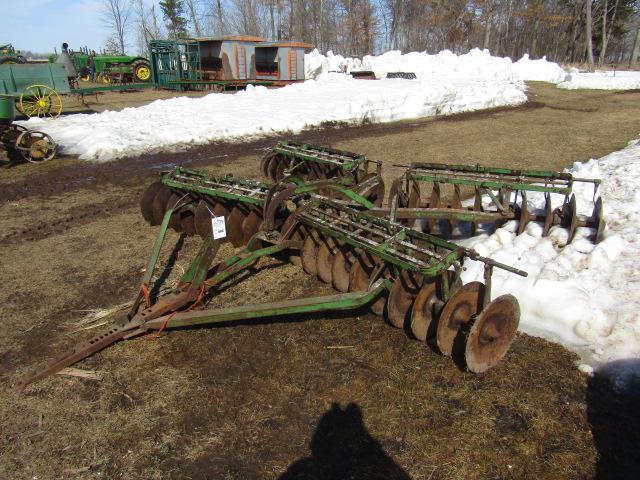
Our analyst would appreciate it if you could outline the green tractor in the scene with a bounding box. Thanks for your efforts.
[0,44,26,64]
[50,44,152,83]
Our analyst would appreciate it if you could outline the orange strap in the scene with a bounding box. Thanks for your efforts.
[149,283,207,340]
[140,283,151,308]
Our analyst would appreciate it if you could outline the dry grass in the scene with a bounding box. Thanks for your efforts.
[1,83,639,479]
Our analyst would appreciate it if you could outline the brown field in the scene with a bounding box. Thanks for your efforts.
[1,83,639,479]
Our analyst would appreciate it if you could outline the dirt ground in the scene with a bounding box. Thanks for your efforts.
[1,83,639,479]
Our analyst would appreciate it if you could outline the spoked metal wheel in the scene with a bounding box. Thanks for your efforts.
[15,130,57,162]
[465,294,520,373]
[19,85,63,118]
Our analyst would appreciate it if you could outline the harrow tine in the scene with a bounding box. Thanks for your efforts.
[542,193,554,236]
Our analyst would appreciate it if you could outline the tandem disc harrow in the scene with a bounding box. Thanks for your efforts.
[387,162,604,243]
[18,141,609,390]
[16,175,528,389]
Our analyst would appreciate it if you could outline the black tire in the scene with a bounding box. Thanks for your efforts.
[131,59,151,82]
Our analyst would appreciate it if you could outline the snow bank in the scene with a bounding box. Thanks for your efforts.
[358,48,520,82]
[513,54,567,83]
[558,70,640,90]
[304,49,361,79]
[458,137,640,369]
[21,72,526,161]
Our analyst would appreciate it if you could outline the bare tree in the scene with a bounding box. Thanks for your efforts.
[631,24,640,66]
[102,0,134,54]
[186,0,202,36]
[586,0,595,68]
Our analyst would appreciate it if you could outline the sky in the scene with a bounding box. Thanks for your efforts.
[3,0,155,55]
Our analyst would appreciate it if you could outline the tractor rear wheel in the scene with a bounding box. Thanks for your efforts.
[131,60,151,82]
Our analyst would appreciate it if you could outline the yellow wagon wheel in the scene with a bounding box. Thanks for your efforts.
[18,84,63,118]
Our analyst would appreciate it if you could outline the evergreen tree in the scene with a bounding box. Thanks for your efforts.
[159,0,188,39]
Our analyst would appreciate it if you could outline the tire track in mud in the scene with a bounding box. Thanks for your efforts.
[0,197,137,245]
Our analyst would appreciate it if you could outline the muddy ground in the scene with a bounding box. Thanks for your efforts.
[1,83,639,479]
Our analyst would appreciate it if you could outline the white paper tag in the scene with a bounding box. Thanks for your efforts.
[211,216,226,239]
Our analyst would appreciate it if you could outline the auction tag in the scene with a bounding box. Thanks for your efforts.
[211,216,226,239]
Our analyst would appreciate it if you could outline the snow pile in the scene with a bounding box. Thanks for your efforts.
[21,72,526,161]
[512,54,567,83]
[305,49,362,79]
[357,48,520,82]
[558,70,640,90]
[459,137,640,368]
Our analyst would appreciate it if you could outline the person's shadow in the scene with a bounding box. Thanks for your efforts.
[280,402,411,480]
[587,359,640,479]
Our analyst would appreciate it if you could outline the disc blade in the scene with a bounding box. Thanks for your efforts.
[465,294,520,373]
[260,151,275,178]
[332,250,352,292]
[180,209,196,236]
[195,200,213,238]
[387,271,422,329]
[301,233,320,275]
[316,239,336,284]
[437,281,485,356]
[151,186,173,226]
[140,181,163,224]
[267,154,281,182]
[242,210,263,244]
[542,192,553,236]
[227,206,247,247]
[409,281,437,341]
[165,193,184,232]
[594,197,605,243]
[280,213,304,265]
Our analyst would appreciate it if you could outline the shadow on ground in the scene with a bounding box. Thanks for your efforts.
[587,359,640,480]
[279,403,411,480]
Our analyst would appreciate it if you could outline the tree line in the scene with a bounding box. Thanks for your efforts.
[102,0,640,67]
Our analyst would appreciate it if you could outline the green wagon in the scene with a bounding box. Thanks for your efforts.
[0,62,70,117]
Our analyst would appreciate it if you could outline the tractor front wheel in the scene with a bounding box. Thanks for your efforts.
[131,60,152,82]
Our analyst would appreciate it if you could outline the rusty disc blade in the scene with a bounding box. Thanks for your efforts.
[260,151,276,178]
[165,193,184,232]
[151,186,173,226]
[387,271,422,329]
[437,281,484,356]
[331,250,352,292]
[267,154,281,182]
[349,258,387,316]
[316,239,336,284]
[568,194,578,243]
[542,192,554,236]
[180,209,196,236]
[301,233,320,275]
[280,213,304,265]
[517,191,529,235]
[140,181,163,224]
[242,210,263,244]
[409,281,437,341]
[465,294,520,373]
[275,157,288,182]
[227,206,247,247]
[194,200,213,238]
[594,197,605,243]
